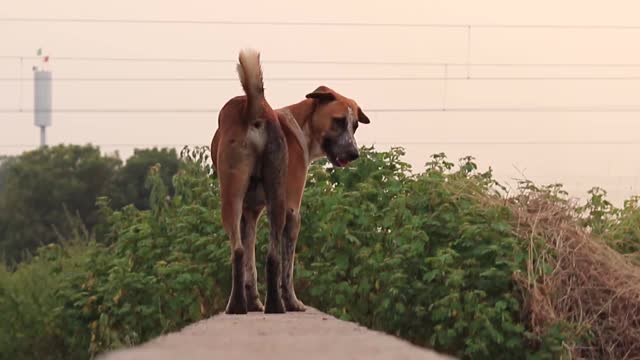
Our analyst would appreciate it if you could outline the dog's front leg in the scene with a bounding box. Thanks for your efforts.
[282,208,306,311]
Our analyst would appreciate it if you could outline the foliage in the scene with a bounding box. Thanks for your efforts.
[0,145,181,263]
[579,187,640,259]
[109,147,180,211]
[80,148,230,354]
[608,196,640,256]
[295,150,533,358]
[2,146,640,359]
[0,145,121,262]
[0,155,14,191]
[0,239,93,360]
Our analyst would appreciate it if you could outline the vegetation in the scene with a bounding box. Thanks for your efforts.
[0,145,180,263]
[108,148,180,211]
[1,146,639,359]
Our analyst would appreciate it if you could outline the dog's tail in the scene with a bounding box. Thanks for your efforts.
[237,48,265,123]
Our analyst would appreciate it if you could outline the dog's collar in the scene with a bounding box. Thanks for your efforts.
[276,108,310,165]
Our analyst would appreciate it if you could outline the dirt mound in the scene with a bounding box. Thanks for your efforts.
[509,190,640,359]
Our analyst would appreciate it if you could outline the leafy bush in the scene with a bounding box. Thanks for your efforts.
[3,146,640,359]
[0,241,93,360]
[295,151,532,358]
[578,187,640,259]
[0,148,227,359]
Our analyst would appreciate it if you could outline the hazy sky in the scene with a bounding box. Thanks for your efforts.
[2,0,640,205]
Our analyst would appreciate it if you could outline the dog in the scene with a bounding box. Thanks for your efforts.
[210,49,370,314]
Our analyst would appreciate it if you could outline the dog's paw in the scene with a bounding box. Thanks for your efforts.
[225,295,248,315]
[264,297,286,314]
[282,295,307,311]
[247,298,265,312]
[283,295,306,312]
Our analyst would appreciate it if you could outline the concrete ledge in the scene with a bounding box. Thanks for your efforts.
[98,307,455,360]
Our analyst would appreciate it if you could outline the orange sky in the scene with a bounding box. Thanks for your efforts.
[2,0,640,204]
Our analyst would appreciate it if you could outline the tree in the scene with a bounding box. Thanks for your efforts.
[0,156,14,192]
[109,147,180,210]
[0,145,121,262]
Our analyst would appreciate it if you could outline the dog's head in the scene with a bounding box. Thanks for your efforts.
[305,86,370,167]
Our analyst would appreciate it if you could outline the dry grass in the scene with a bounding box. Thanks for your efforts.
[506,189,640,359]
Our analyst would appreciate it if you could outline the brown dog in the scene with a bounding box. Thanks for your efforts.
[210,49,370,314]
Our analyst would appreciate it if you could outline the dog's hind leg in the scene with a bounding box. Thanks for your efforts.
[240,206,265,312]
[262,122,288,314]
[219,153,253,315]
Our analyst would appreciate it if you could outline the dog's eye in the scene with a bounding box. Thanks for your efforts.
[332,117,347,131]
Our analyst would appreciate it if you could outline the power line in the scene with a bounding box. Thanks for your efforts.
[5,107,640,114]
[4,55,640,68]
[2,76,447,82]
[5,76,640,82]
[0,108,221,114]
[2,17,640,30]
[3,140,640,149]
[0,144,209,148]
[368,107,640,113]
[0,55,451,66]
[374,141,640,145]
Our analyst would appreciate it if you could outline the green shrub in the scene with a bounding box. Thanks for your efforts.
[0,242,92,360]
[6,146,636,359]
[78,147,557,358]
[78,149,231,355]
[294,150,534,358]
[579,187,640,259]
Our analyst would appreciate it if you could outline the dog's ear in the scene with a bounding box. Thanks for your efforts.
[357,107,370,124]
[306,86,336,103]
